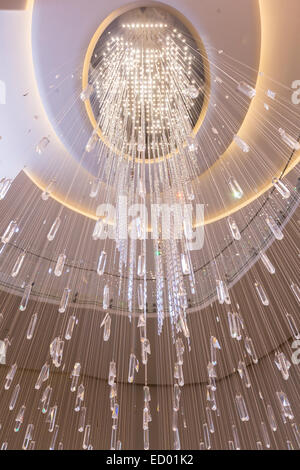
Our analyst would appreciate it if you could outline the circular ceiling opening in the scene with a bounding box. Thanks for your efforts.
[84,5,209,160]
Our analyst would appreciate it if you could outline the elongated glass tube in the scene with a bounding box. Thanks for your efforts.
[216,279,225,304]
[267,405,277,432]
[97,250,107,276]
[103,314,111,342]
[83,425,91,449]
[227,217,241,240]
[54,253,66,277]
[292,423,300,449]
[47,405,57,432]
[275,352,290,381]
[80,84,94,101]
[85,132,98,153]
[173,384,181,411]
[175,337,184,365]
[172,410,178,431]
[58,287,71,313]
[181,253,190,275]
[78,407,86,432]
[279,128,300,150]
[14,405,25,432]
[71,363,81,392]
[9,384,20,411]
[35,363,49,390]
[237,361,251,388]
[11,252,25,278]
[138,283,144,310]
[291,283,300,303]
[41,180,55,201]
[92,219,104,240]
[174,429,181,450]
[22,424,34,450]
[47,217,61,242]
[108,361,116,386]
[103,284,109,310]
[39,385,52,414]
[65,315,76,340]
[228,177,243,199]
[19,284,32,311]
[49,425,59,450]
[272,177,290,199]
[259,251,275,274]
[232,425,240,450]
[90,178,100,198]
[137,254,145,277]
[245,337,258,363]
[75,384,84,412]
[237,81,256,99]
[261,422,270,448]
[266,215,283,240]
[35,137,49,154]
[5,363,17,390]
[0,178,12,200]
[144,429,149,450]
[254,282,269,306]
[1,220,17,244]
[128,353,139,383]
[203,423,211,449]
[286,313,300,339]
[233,135,250,153]
[206,407,214,433]
[27,313,38,340]
[235,394,249,422]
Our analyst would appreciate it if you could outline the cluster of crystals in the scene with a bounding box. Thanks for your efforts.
[92,23,201,159]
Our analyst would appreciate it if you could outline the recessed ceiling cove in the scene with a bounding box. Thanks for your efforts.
[29,0,261,217]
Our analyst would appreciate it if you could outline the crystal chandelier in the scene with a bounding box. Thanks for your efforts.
[0,4,299,451]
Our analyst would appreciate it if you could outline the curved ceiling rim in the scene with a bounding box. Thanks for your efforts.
[81,0,211,164]
[27,0,299,227]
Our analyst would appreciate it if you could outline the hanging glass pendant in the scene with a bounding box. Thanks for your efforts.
[272,177,290,199]
[279,128,300,150]
[97,251,107,276]
[41,180,55,201]
[233,135,250,153]
[19,284,32,311]
[266,215,283,240]
[35,137,50,154]
[227,217,241,240]
[1,220,17,244]
[0,178,12,200]
[58,287,71,313]
[228,177,243,199]
[54,252,66,277]
[47,217,61,242]
[11,251,26,278]
[237,81,256,99]
[80,84,94,101]
[102,284,110,310]
[259,251,275,274]
[27,313,38,340]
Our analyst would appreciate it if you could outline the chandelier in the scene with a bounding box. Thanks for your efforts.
[0,2,299,451]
